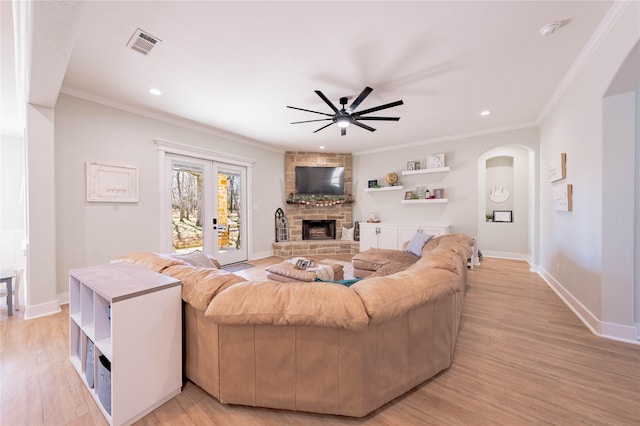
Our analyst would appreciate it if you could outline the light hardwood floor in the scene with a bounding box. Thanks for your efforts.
[1,257,639,425]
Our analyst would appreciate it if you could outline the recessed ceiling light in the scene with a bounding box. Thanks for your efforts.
[539,22,561,36]
[149,88,162,96]
[480,110,491,116]
[319,145,326,150]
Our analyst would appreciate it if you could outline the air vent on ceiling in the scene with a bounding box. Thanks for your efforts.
[126,28,162,55]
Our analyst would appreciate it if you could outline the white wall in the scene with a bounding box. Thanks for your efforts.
[539,2,640,340]
[602,92,635,333]
[635,88,640,329]
[54,94,284,297]
[353,126,538,257]
[0,133,26,272]
[26,104,59,315]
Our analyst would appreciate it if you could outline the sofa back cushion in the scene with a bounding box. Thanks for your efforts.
[164,265,246,311]
[351,266,461,324]
[206,281,370,331]
[112,252,189,272]
[172,250,220,268]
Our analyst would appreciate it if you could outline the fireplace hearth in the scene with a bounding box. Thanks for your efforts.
[302,220,336,240]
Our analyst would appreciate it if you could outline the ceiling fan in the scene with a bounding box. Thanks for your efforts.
[287,86,403,136]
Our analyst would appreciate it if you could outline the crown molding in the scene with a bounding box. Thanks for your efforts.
[353,121,537,156]
[537,1,633,122]
[59,86,285,155]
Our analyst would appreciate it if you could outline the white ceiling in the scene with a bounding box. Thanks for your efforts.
[3,1,617,153]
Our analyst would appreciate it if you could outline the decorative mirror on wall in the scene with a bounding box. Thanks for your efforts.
[488,186,510,203]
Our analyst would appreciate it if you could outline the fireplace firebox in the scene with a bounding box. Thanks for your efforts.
[302,220,336,240]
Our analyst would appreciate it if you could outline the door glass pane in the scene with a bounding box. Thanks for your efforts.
[171,163,204,253]
[217,170,241,253]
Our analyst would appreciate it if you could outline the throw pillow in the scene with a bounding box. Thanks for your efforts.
[405,232,434,257]
[172,250,218,268]
[341,226,355,241]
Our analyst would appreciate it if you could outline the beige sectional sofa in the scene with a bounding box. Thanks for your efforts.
[115,233,473,417]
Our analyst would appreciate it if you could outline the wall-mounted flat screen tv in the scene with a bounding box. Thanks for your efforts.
[295,166,345,195]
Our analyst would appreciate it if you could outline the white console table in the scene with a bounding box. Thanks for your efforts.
[359,223,450,251]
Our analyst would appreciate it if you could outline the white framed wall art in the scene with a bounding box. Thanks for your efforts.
[86,162,139,202]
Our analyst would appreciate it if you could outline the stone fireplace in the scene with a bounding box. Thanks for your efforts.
[271,151,359,257]
[302,220,336,240]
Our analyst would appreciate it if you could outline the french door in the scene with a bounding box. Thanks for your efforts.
[166,154,248,265]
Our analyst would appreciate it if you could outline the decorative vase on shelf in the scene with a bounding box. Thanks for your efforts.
[385,172,399,186]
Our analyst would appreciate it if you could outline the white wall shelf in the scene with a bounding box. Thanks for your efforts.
[401,166,450,176]
[364,185,404,192]
[401,198,449,204]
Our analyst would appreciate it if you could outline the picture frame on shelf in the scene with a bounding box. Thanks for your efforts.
[493,210,513,223]
[368,179,378,188]
[407,161,415,171]
[416,186,426,199]
[433,188,444,199]
[413,161,422,170]
[427,153,445,169]
[404,191,414,200]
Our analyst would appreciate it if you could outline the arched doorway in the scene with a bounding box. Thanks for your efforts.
[476,145,537,264]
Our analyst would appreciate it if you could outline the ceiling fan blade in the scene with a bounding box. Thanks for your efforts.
[346,86,373,113]
[314,90,340,114]
[356,116,401,121]
[351,121,376,132]
[287,105,334,117]
[341,127,347,136]
[291,118,333,124]
[353,100,404,116]
[313,122,335,133]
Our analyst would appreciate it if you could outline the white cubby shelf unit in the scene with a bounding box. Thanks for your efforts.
[69,262,182,426]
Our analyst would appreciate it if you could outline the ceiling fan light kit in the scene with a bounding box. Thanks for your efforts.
[287,86,403,136]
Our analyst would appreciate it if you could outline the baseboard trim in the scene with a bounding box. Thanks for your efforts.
[58,291,69,305]
[538,267,639,344]
[483,251,532,263]
[24,300,61,320]
[250,250,273,260]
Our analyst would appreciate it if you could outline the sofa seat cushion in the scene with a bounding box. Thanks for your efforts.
[352,248,419,273]
[266,261,343,283]
[366,262,413,278]
[206,280,370,331]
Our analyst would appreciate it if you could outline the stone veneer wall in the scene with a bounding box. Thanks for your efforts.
[285,151,353,241]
